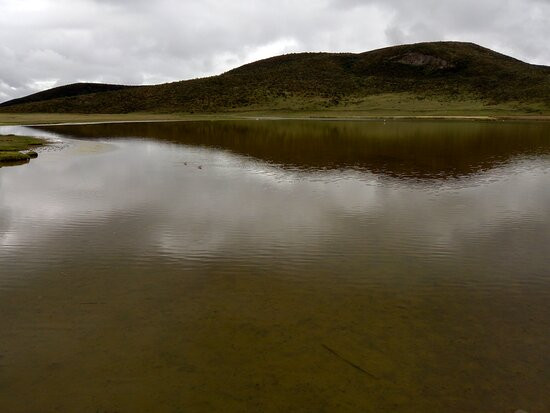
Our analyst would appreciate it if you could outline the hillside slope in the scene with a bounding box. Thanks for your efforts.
[1,42,549,114]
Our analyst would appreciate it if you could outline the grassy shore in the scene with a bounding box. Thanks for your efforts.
[1,108,550,127]
[1,92,549,126]
[0,134,47,165]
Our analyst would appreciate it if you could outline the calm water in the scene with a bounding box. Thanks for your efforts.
[0,120,549,412]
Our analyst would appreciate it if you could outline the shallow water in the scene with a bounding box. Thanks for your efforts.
[0,120,549,412]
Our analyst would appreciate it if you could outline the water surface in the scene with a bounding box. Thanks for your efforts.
[0,120,549,412]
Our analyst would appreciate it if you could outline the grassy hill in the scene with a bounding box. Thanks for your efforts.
[0,83,134,108]
[1,42,549,115]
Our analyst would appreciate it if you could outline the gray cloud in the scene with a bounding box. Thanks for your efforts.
[0,0,548,102]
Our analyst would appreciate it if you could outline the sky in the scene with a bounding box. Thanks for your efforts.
[0,0,548,102]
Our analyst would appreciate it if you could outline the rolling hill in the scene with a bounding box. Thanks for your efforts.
[0,83,134,108]
[1,41,549,114]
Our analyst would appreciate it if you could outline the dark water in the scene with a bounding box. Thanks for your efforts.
[0,120,549,412]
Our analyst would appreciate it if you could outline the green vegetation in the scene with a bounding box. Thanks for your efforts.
[0,113,202,126]
[1,110,549,128]
[0,42,549,116]
[0,134,47,166]
[0,151,31,163]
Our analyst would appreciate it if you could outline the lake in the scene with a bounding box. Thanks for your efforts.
[0,120,549,412]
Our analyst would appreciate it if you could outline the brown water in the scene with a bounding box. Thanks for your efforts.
[0,120,549,412]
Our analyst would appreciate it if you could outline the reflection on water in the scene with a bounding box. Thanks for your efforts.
[38,119,550,179]
[0,120,549,412]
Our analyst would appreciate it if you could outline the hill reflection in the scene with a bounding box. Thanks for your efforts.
[36,119,550,179]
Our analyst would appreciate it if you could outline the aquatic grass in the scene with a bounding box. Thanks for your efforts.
[0,134,46,150]
[0,134,47,166]
[0,151,30,162]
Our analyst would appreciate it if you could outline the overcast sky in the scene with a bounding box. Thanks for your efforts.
[1,0,548,102]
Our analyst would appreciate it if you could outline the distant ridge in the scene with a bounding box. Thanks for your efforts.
[0,83,134,108]
[1,42,549,114]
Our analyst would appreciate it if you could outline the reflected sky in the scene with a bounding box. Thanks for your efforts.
[1,120,549,412]
[1,121,548,288]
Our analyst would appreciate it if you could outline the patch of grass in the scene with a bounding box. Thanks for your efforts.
[0,134,46,151]
[0,151,30,163]
[0,134,47,167]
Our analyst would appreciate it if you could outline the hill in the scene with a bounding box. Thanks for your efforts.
[1,42,549,114]
[0,83,134,108]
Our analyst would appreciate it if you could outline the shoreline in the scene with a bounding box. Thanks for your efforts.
[1,112,550,127]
